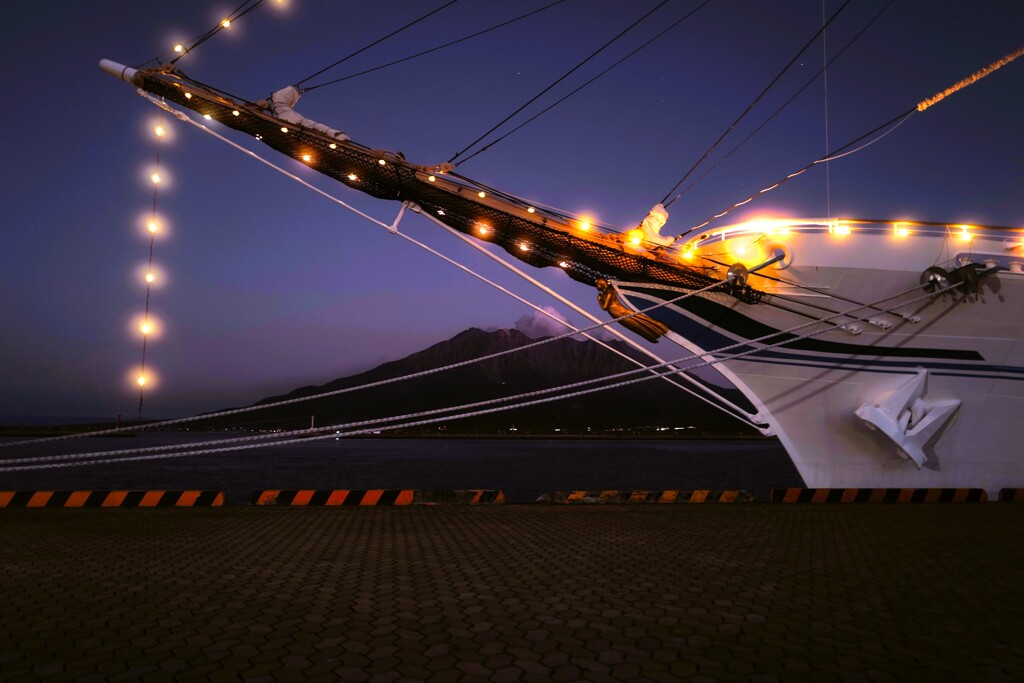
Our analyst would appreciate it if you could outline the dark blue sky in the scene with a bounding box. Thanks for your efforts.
[1,0,1021,420]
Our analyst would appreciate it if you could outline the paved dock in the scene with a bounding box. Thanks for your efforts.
[1,506,1021,682]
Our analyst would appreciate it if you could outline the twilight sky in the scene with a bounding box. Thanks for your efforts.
[1,0,1021,421]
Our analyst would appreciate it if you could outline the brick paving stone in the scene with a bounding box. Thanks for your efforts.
[0,506,1022,681]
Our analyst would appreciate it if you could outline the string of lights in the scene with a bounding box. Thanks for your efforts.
[133,116,169,418]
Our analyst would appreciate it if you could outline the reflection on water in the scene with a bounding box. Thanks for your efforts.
[0,435,801,503]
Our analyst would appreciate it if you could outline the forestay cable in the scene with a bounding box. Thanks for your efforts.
[295,0,461,89]
[455,0,715,166]
[448,0,671,164]
[667,0,895,204]
[659,0,853,207]
[301,0,572,90]
[672,42,1024,236]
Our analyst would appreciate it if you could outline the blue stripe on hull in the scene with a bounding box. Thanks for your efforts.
[622,289,1024,382]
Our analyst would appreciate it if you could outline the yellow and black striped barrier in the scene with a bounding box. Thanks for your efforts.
[250,489,505,506]
[0,490,225,507]
[999,489,1024,503]
[771,488,988,503]
[537,490,755,503]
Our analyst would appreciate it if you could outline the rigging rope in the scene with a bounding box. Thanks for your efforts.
[674,108,916,237]
[134,0,265,68]
[301,0,571,90]
[295,0,461,89]
[454,0,715,167]
[667,0,895,204]
[2,278,954,471]
[660,0,853,207]
[673,42,1024,236]
[448,0,671,165]
[171,0,264,65]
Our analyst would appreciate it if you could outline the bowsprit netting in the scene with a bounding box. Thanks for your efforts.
[129,66,742,296]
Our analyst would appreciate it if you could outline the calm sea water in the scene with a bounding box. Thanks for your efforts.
[0,435,802,503]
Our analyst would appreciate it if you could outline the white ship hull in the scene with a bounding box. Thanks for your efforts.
[619,220,1024,496]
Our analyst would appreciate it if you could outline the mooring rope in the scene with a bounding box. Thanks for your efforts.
[1,279,955,470]
[1,95,741,449]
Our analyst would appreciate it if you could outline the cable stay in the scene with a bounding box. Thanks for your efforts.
[1,277,961,471]
[294,0,461,90]
[667,0,894,205]
[448,0,672,165]
[300,0,573,91]
[659,0,853,208]
[454,0,715,167]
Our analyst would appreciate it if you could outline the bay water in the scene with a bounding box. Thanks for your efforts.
[0,435,802,503]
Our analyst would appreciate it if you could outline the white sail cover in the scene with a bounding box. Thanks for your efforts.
[270,86,350,141]
[639,203,674,247]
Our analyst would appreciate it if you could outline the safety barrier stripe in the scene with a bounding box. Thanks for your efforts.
[771,488,988,503]
[0,491,225,507]
[250,490,503,506]
[999,489,1024,503]
[538,490,755,503]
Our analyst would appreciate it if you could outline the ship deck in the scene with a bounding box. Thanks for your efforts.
[1,505,1021,681]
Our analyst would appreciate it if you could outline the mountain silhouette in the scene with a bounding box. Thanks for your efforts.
[218,328,753,434]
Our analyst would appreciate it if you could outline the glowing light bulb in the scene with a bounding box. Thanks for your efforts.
[148,221,158,233]
[184,92,192,99]
[894,224,909,238]
[232,110,240,116]
[203,114,212,120]
[221,18,231,28]
[579,221,591,231]
[329,143,337,149]
[478,191,486,198]
[378,159,387,166]
[140,322,151,335]
[137,375,147,387]
[626,229,643,246]
[347,173,358,181]
[735,244,747,255]
[145,272,155,283]
[519,243,529,252]
[280,126,288,133]
[151,173,161,184]
[682,250,695,261]
[174,44,184,53]
[154,126,165,137]
[302,154,311,162]
[558,261,569,268]
[477,225,489,236]
[959,228,972,242]
[527,207,535,214]
[437,210,446,216]
[428,175,436,182]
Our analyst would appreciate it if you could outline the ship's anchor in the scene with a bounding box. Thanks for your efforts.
[855,368,960,469]
[920,264,984,300]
